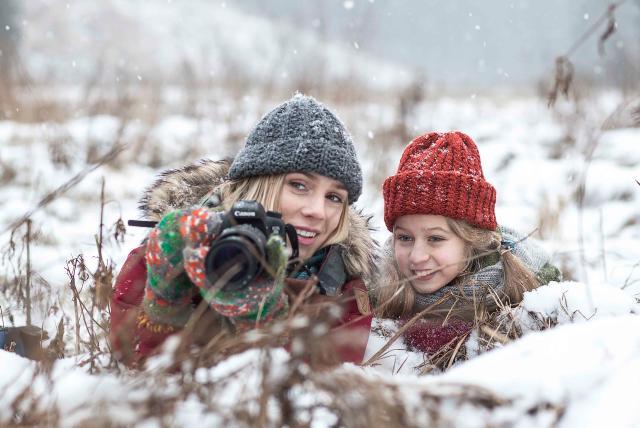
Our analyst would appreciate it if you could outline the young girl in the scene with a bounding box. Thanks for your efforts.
[374,131,561,368]
[110,94,375,366]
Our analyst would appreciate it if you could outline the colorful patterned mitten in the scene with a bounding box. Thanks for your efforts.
[143,209,205,328]
[143,208,289,332]
[180,208,289,331]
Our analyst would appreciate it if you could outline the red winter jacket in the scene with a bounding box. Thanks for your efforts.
[110,246,373,367]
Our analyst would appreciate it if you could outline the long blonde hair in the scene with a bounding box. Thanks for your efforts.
[375,218,540,319]
[216,173,350,249]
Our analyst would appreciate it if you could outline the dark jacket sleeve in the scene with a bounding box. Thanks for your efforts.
[110,246,175,365]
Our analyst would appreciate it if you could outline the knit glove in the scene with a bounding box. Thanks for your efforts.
[143,208,289,332]
[143,209,203,328]
[181,208,289,331]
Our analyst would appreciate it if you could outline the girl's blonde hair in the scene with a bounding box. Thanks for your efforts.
[216,173,350,250]
[375,217,540,319]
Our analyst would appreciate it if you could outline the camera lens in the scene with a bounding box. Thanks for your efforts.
[204,225,266,292]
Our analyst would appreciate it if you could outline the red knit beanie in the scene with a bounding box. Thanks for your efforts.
[383,131,497,231]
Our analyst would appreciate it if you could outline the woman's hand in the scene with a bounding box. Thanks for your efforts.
[143,209,213,327]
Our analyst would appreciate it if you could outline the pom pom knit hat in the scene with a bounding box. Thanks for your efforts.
[383,131,497,231]
[229,94,363,204]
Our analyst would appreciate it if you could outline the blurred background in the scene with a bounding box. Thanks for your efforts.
[3,0,639,97]
[0,0,639,335]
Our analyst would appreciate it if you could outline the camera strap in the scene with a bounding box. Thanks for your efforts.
[128,219,158,228]
[284,223,300,260]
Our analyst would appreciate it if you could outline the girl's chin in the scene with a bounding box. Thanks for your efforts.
[410,281,447,295]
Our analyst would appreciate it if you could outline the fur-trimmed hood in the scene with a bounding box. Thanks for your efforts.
[138,159,378,284]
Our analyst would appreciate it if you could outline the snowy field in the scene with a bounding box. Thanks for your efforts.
[1,0,640,426]
[1,89,639,427]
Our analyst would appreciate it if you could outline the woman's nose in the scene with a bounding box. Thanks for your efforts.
[300,194,326,220]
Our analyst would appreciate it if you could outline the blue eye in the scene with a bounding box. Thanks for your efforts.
[289,181,306,191]
[395,233,413,242]
[428,235,445,243]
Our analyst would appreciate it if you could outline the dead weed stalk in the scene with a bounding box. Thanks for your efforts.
[547,1,628,106]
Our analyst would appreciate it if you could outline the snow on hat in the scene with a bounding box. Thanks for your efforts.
[383,131,497,231]
[228,94,362,204]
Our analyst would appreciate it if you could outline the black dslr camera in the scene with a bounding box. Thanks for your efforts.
[204,200,299,292]
[127,200,299,292]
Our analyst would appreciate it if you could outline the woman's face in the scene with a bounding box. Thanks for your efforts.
[393,214,467,294]
[279,172,347,260]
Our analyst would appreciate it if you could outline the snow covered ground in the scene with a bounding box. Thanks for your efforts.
[1,292,639,426]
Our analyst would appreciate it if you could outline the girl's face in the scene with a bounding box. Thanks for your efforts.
[279,172,347,260]
[393,214,467,294]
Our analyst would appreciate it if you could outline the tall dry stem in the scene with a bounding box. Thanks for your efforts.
[24,220,31,326]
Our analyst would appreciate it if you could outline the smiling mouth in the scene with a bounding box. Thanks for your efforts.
[296,229,318,239]
[411,269,436,280]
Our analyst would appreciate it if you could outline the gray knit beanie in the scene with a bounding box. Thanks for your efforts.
[228,94,363,203]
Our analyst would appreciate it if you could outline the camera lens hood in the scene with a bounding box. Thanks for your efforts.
[205,224,267,292]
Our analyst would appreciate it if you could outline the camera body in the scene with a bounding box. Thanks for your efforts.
[204,200,296,292]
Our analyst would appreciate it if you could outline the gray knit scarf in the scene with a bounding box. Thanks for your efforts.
[413,226,550,310]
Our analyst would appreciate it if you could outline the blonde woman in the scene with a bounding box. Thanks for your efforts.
[110,95,375,366]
